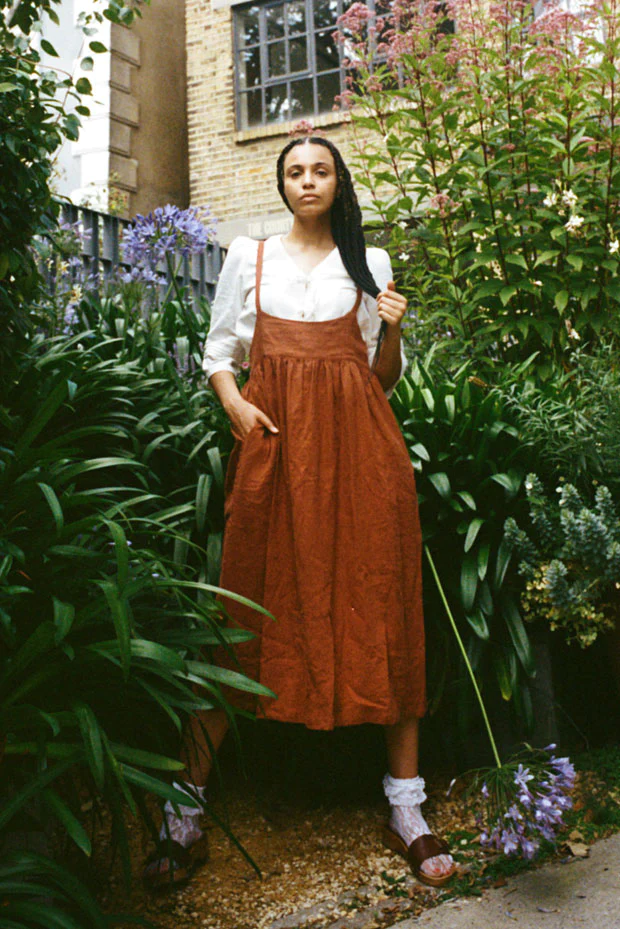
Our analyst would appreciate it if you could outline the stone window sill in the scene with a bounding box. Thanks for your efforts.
[234,109,351,144]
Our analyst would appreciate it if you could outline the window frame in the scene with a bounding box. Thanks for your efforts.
[233,0,382,130]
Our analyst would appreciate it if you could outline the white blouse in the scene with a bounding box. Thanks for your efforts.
[202,234,408,396]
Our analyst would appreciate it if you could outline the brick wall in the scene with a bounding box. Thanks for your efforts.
[185,0,378,247]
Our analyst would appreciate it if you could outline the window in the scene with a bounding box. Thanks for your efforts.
[234,0,376,130]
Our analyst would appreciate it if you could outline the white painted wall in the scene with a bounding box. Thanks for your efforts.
[40,0,111,209]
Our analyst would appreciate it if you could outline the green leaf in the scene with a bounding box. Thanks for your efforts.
[80,56,94,71]
[75,77,92,95]
[40,39,59,57]
[566,254,583,271]
[428,472,451,499]
[89,41,108,53]
[477,541,490,581]
[493,650,513,700]
[42,790,91,856]
[97,581,131,677]
[503,597,536,677]
[0,82,19,92]
[460,552,478,612]
[465,609,489,641]
[73,703,105,790]
[554,290,569,312]
[195,473,212,534]
[104,520,129,589]
[456,491,477,510]
[494,536,513,590]
[37,482,64,532]
[464,518,484,552]
[534,249,561,267]
[411,442,430,462]
[52,598,75,645]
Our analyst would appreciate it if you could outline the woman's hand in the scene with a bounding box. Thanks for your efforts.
[226,397,279,441]
[376,281,407,327]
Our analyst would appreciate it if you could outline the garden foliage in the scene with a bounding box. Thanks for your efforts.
[390,355,535,725]
[0,210,267,924]
[0,0,149,375]
[505,474,620,647]
[337,0,620,378]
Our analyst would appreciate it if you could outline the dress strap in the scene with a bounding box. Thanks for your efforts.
[255,239,265,314]
[350,286,363,316]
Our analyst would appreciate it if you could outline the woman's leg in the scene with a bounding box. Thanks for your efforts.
[383,716,453,879]
[144,708,230,882]
[181,707,230,787]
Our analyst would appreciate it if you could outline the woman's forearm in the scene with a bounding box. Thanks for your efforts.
[209,370,243,414]
[374,323,403,393]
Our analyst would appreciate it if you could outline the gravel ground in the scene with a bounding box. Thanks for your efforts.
[101,772,466,929]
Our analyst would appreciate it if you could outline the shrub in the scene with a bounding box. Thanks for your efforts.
[390,352,535,727]
[504,474,620,647]
[337,0,620,378]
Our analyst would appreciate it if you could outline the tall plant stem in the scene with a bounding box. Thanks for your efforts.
[424,544,502,771]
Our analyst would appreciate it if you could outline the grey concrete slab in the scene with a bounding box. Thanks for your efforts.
[389,832,620,929]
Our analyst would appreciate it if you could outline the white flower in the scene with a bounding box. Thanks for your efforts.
[610,238,619,255]
[533,280,543,287]
[491,260,503,278]
[398,220,408,230]
[398,251,408,260]
[543,191,558,208]
[561,189,578,209]
[564,214,584,233]
[475,242,482,253]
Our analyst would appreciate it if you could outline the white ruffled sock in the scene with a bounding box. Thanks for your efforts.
[382,774,453,878]
[158,781,206,849]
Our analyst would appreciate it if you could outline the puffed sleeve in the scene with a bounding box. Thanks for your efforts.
[202,236,248,382]
[361,247,408,398]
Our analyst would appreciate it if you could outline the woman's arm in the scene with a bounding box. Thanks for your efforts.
[209,370,278,439]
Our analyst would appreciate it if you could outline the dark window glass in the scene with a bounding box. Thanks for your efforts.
[266,83,290,121]
[288,0,306,35]
[317,70,340,111]
[238,45,261,89]
[289,36,308,73]
[237,4,261,47]
[240,88,263,126]
[289,77,314,118]
[268,40,287,77]
[266,2,285,39]
[315,28,339,72]
[314,0,339,30]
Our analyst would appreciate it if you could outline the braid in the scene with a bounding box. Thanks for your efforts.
[276,136,387,366]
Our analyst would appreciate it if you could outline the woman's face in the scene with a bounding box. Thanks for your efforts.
[282,143,338,218]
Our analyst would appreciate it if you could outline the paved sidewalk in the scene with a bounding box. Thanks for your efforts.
[391,831,620,929]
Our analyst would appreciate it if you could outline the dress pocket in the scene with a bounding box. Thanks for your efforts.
[225,425,280,522]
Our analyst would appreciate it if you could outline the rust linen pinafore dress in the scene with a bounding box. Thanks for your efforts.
[216,239,426,730]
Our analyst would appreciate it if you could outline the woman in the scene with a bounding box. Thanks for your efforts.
[144,132,455,889]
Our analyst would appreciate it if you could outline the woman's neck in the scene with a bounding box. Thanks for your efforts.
[284,214,334,250]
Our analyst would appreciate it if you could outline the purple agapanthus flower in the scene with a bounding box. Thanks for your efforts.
[478,745,576,861]
[122,204,217,267]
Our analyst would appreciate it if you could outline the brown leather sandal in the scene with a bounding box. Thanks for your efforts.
[381,823,457,887]
[142,835,209,890]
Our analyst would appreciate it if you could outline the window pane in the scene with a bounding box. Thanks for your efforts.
[239,88,263,128]
[266,2,285,39]
[266,83,291,122]
[289,77,314,118]
[317,70,340,112]
[314,0,339,30]
[268,40,286,77]
[315,28,339,71]
[289,36,308,73]
[238,45,261,89]
[237,5,260,47]
[288,0,306,35]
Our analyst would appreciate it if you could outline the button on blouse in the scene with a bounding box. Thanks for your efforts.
[202,234,408,396]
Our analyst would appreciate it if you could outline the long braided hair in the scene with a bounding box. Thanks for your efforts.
[276,136,387,367]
